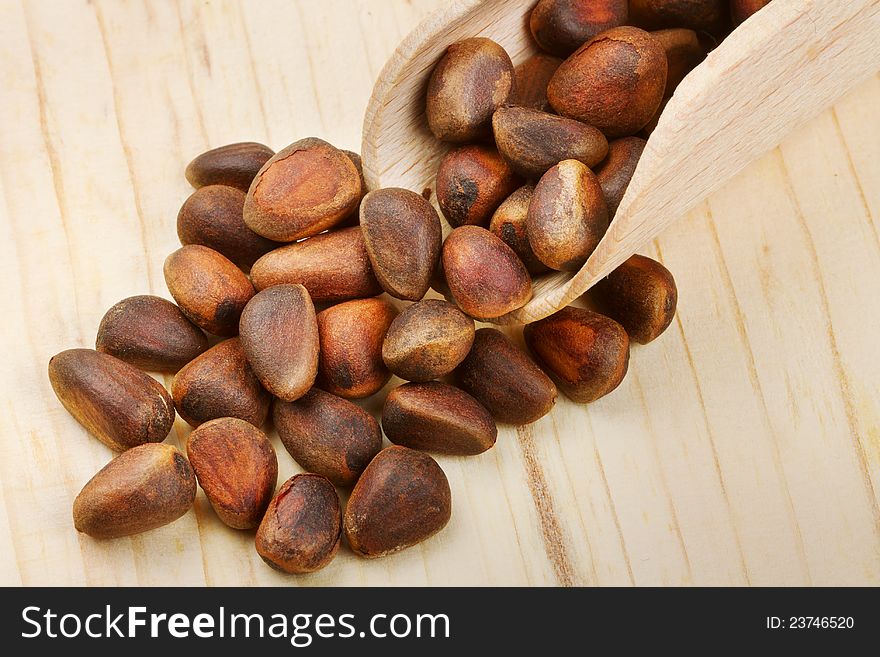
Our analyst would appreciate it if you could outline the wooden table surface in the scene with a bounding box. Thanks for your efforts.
[1,0,879,586]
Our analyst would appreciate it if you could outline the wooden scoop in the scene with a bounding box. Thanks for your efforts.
[361,0,880,324]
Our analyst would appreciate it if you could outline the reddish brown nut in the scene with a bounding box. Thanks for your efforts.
[530,0,629,57]
[249,227,382,302]
[187,417,277,529]
[255,474,342,574]
[594,137,646,217]
[454,328,557,424]
[96,295,208,372]
[383,382,497,455]
[628,0,728,34]
[171,338,270,428]
[548,26,667,137]
[382,299,475,382]
[344,446,451,558]
[239,284,319,402]
[731,0,770,26]
[511,53,562,112]
[652,28,704,98]
[524,306,630,403]
[273,389,382,487]
[243,137,361,242]
[442,226,533,319]
[639,97,668,138]
[316,297,397,399]
[492,106,608,180]
[426,37,514,143]
[436,144,520,228]
[337,150,368,227]
[360,188,442,301]
[185,142,274,192]
[73,443,196,539]
[589,254,677,343]
[164,245,254,336]
[48,349,175,452]
[489,185,548,275]
[528,160,609,271]
[177,185,280,270]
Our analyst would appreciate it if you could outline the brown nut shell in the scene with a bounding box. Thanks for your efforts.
[239,284,319,402]
[164,245,255,336]
[489,185,548,275]
[96,295,208,373]
[48,349,175,452]
[360,188,442,301]
[382,299,475,382]
[177,184,280,270]
[442,226,533,319]
[511,53,562,112]
[244,137,361,242]
[589,254,677,343]
[316,297,397,399]
[528,159,609,271]
[185,142,274,192]
[731,0,770,25]
[255,474,342,574]
[344,446,451,558]
[651,28,704,98]
[454,328,557,425]
[250,227,382,302]
[530,0,629,57]
[426,37,515,142]
[382,381,497,455]
[628,0,728,34]
[273,389,383,487]
[171,338,270,428]
[337,150,368,227]
[594,137,646,218]
[493,106,609,179]
[547,26,667,137]
[187,417,278,529]
[73,443,196,539]
[524,306,630,403]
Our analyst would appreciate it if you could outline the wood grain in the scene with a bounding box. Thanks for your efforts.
[0,0,878,586]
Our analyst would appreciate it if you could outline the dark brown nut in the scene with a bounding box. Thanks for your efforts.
[628,0,728,34]
[442,226,533,319]
[344,446,451,558]
[171,338,270,428]
[382,382,496,455]
[436,144,520,229]
[426,37,515,143]
[255,474,341,574]
[651,28,704,98]
[547,26,667,138]
[528,160,609,271]
[96,295,208,373]
[360,188,442,301]
[185,142,274,192]
[524,306,630,403]
[454,328,557,424]
[164,245,255,336]
[48,349,175,452]
[382,299,475,382]
[177,185,280,270]
[493,106,609,179]
[73,443,196,539]
[589,254,677,343]
[250,227,382,302]
[243,137,362,242]
[594,137,647,217]
[489,185,548,275]
[731,0,770,26]
[273,389,382,487]
[337,150,368,227]
[187,417,277,529]
[316,297,397,399]
[511,53,562,111]
[239,284,319,402]
[530,0,629,57]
